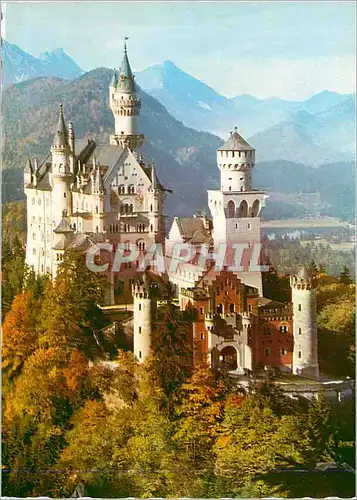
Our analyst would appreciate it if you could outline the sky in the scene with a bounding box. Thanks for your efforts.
[2,1,356,100]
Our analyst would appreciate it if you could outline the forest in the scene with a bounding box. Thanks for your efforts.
[1,212,356,498]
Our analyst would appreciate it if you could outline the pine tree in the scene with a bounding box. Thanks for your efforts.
[339,266,352,285]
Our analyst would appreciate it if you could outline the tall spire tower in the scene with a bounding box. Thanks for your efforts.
[109,38,144,150]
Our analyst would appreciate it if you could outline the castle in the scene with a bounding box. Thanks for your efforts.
[24,42,319,378]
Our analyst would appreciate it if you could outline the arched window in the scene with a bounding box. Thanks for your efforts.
[227,200,235,218]
[229,303,235,312]
[239,200,248,218]
[73,223,76,232]
[129,204,133,213]
[252,199,260,218]
[217,304,223,314]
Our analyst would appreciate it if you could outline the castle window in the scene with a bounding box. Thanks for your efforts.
[150,204,153,212]
[248,304,252,312]
[247,223,251,229]
[150,224,153,232]
[229,186,231,191]
[263,325,271,335]
[239,151,241,157]
[298,327,302,335]
[298,351,302,358]
[281,348,287,355]
[230,303,235,312]
[279,325,288,334]
[73,223,76,232]
[139,326,142,334]
[64,192,67,198]
[298,304,302,311]
[200,333,204,340]
[139,351,142,358]
[265,348,270,356]
[217,304,223,314]
[200,307,204,314]
[139,304,141,311]
[96,226,99,233]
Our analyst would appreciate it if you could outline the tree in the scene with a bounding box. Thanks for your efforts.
[174,363,226,468]
[150,300,193,407]
[306,391,337,465]
[38,250,106,355]
[2,290,40,378]
[214,395,310,495]
[339,266,352,285]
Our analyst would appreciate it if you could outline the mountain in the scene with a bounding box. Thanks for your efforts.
[1,40,84,87]
[136,61,355,147]
[3,69,355,221]
[2,69,222,216]
[136,60,236,136]
[249,96,356,165]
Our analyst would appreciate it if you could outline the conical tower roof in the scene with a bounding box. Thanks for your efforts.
[111,68,118,86]
[53,104,68,148]
[118,38,135,92]
[218,127,254,152]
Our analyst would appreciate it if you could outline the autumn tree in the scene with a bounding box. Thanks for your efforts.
[214,394,310,495]
[174,363,226,469]
[38,250,106,355]
[2,290,41,379]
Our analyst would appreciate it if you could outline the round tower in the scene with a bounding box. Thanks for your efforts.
[290,266,319,378]
[51,104,73,226]
[132,279,153,363]
[216,127,256,193]
[109,39,144,150]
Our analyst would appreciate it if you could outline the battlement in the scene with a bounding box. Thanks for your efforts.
[290,275,314,290]
[132,282,150,299]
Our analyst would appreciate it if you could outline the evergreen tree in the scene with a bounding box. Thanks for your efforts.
[339,266,352,285]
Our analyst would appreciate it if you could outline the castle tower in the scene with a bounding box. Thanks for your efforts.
[207,128,266,295]
[109,39,144,150]
[147,162,165,245]
[50,104,73,226]
[132,278,153,363]
[290,266,319,378]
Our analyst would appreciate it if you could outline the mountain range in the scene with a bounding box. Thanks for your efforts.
[1,40,84,87]
[136,61,355,165]
[1,41,355,221]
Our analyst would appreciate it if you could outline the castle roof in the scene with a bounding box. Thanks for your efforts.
[175,216,211,244]
[53,104,68,148]
[218,128,254,152]
[54,216,74,234]
[117,40,135,93]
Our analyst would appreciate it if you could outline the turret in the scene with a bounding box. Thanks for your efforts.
[50,104,72,226]
[109,39,144,150]
[217,127,256,193]
[290,266,319,378]
[132,277,154,363]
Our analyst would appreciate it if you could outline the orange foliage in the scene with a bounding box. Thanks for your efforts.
[62,350,89,396]
[2,290,39,374]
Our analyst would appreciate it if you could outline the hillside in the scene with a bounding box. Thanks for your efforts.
[250,98,356,165]
[2,40,84,87]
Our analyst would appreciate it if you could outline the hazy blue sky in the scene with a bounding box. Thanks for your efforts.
[3,1,356,99]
